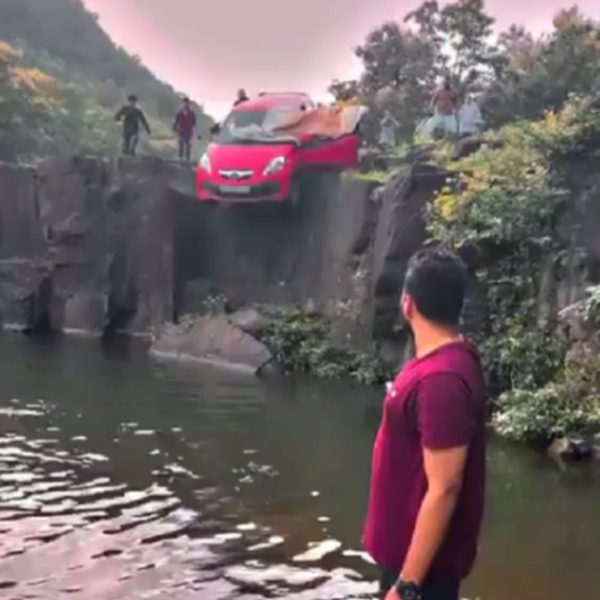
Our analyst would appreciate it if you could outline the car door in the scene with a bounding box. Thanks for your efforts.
[296,134,359,170]
[295,105,363,170]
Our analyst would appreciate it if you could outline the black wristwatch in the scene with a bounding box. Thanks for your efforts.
[395,579,422,600]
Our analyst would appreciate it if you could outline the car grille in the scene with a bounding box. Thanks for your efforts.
[219,170,253,180]
[204,181,281,199]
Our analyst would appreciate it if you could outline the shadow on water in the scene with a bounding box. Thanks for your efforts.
[0,333,599,598]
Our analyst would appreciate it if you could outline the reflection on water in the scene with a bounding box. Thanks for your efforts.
[0,334,598,599]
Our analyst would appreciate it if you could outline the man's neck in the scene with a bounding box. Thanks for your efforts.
[413,321,461,359]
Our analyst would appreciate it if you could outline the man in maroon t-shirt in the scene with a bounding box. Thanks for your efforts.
[173,97,197,162]
[364,249,486,600]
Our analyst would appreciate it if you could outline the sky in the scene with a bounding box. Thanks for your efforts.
[82,0,600,119]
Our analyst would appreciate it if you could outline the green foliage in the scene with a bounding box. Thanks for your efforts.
[405,0,498,89]
[485,8,600,127]
[429,96,600,427]
[494,347,600,443]
[349,0,499,139]
[0,0,212,162]
[354,170,392,184]
[260,307,392,385]
[355,22,437,139]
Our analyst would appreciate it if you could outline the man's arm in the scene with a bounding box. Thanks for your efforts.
[387,374,474,597]
[114,107,124,122]
[430,92,438,111]
[139,110,151,135]
[396,445,467,585]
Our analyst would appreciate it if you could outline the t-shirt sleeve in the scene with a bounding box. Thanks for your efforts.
[416,373,474,450]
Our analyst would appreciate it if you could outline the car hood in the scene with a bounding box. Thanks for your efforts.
[207,143,295,172]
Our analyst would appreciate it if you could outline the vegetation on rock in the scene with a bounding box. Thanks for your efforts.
[259,307,392,385]
[428,96,600,443]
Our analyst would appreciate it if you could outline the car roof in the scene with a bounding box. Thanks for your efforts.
[235,93,313,111]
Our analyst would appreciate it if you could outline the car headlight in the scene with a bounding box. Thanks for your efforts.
[199,153,212,174]
[264,156,286,175]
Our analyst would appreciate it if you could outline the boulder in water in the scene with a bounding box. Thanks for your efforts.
[228,307,269,337]
[150,315,274,375]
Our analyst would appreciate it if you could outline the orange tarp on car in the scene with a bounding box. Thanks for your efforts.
[272,105,366,139]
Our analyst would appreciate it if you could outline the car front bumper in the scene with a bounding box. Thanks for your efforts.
[197,173,291,202]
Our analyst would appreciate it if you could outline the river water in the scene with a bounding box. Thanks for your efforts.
[0,334,599,600]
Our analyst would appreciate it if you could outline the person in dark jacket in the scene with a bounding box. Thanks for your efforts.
[115,94,151,156]
[173,97,197,161]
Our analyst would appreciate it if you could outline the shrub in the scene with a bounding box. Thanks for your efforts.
[260,306,391,385]
[494,347,600,444]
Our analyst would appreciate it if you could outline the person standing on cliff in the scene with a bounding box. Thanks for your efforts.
[173,97,197,162]
[364,249,486,600]
[115,94,151,156]
[430,78,459,137]
[379,110,400,148]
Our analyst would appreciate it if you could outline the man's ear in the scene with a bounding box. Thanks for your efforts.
[401,291,414,321]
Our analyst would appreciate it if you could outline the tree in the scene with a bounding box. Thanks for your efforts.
[405,0,497,94]
[341,0,499,141]
[328,79,359,102]
[354,22,437,137]
[0,42,49,161]
[485,7,600,127]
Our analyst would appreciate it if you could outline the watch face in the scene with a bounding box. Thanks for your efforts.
[397,581,421,600]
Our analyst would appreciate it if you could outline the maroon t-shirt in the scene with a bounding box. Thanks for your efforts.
[364,340,486,581]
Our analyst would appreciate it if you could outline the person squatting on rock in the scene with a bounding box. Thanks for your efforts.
[364,249,487,600]
[115,94,151,156]
[173,97,197,162]
[234,88,249,107]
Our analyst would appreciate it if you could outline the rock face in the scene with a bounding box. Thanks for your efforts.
[0,155,449,364]
[150,316,273,374]
[0,157,193,336]
[370,163,449,360]
[3,151,595,369]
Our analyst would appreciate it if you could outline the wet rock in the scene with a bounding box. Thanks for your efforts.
[151,316,273,375]
[0,259,53,332]
[178,279,216,315]
[228,308,269,337]
[58,291,107,337]
[548,437,575,460]
[548,436,593,461]
[591,434,600,464]
[0,156,194,336]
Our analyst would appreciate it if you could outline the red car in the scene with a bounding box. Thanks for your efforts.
[197,93,363,203]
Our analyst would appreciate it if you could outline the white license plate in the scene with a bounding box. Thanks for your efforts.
[220,185,251,193]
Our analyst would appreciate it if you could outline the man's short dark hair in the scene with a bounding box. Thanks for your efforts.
[404,249,468,326]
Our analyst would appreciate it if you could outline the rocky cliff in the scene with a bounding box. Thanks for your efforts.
[0,156,447,364]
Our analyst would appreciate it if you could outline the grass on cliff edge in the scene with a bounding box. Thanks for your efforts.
[427,95,600,444]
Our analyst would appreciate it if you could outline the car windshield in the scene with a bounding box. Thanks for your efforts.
[215,107,299,144]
